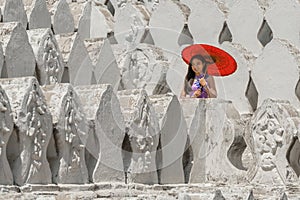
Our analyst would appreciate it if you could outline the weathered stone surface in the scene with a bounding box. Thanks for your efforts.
[227,0,263,55]
[0,44,4,77]
[0,22,36,78]
[27,28,64,85]
[247,190,254,200]
[265,0,300,48]
[142,0,159,13]
[68,1,86,30]
[2,77,52,186]
[23,0,34,7]
[26,0,51,29]
[149,0,185,57]
[187,0,224,46]
[252,39,300,108]
[75,84,125,183]
[42,84,89,184]
[55,33,94,86]
[281,193,288,200]
[49,0,75,34]
[166,55,188,98]
[149,93,187,184]
[74,84,102,182]
[84,38,120,91]
[117,89,160,184]
[112,43,170,95]
[0,182,298,199]
[0,0,299,194]
[213,189,226,200]
[214,42,252,114]
[246,99,300,185]
[178,193,191,200]
[0,85,14,185]
[180,0,198,13]
[114,3,149,48]
[70,1,113,39]
[105,0,150,16]
[3,0,28,28]
[180,98,247,184]
[96,3,114,33]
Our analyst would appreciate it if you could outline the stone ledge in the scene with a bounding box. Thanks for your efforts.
[0,183,299,199]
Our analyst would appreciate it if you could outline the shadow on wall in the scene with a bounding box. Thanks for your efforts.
[287,136,300,177]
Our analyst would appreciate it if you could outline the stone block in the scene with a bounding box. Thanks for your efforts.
[114,3,149,48]
[42,83,89,184]
[265,0,300,49]
[117,89,160,184]
[227,0,263,55]
[112,43,170,95]
[149,0,185,57]
[26,0,51,29]
[70,1,113,39]
[84,38,120,91]
[252,39,300,108]
[186,0,223,46]
[75,84,125,183]
[3,0,28,28]
[0,44,4,77]
[49,0,75,34]
[246,99,300,185]
[180,98,247,183]
[55,33,94,85]
[0,22,36,78]
[27,28,64,85]
[149,93,187,184]
[166,54,190,98]
[0,85,14,185]
[1,77,52,186]
[214,42,252,114]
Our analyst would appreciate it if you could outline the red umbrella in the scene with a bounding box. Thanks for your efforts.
[181,44,237,76]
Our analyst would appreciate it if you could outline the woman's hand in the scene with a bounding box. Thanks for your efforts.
[199,78,207,86]
[193,89,201,97]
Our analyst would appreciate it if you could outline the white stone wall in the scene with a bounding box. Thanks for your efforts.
[0,77,298,189]
[0,0,297,114]
[0,0,299,195]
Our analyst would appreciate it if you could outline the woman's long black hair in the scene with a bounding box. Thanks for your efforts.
[185,54,209,82]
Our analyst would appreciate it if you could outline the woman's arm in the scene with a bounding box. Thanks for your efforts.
[181,79,195,98]
[205,76,217,98]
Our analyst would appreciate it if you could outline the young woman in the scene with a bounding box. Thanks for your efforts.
[180,54,217,98]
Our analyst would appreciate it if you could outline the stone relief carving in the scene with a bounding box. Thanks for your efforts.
[254,115,284,171]
[43,36,61,84]
[124,49,150,89]
[116,0,159,11]
[117,44,170,95]
[0,88,13,185]
[125,93,159,184]
[56,90,88,183]
[26,84,48,172]
[247,99,299,185]
[14,81,52,185]
[117,0,127,8]
[28,28,64,85]
[125,14,144,50]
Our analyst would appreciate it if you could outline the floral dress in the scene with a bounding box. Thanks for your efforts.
[189,74,209,98]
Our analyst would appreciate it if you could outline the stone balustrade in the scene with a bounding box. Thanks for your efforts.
[0,0,299,198]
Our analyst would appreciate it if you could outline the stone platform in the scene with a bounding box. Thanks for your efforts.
[0,182,299,199]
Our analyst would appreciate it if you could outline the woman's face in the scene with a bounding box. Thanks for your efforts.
[191,58,204,74]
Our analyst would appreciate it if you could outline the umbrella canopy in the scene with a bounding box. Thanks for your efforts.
[181,44,237,76]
